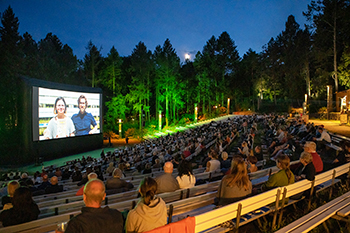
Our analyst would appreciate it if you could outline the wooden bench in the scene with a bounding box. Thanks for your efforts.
[276,190,350,233]
[0,185,220,233]
[192,162,350,233]
[37,178,221,218]
[325,142,343,156]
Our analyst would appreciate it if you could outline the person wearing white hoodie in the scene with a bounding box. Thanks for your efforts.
[126,177,167,233]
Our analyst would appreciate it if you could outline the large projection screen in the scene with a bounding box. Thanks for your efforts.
[33,87,102,141]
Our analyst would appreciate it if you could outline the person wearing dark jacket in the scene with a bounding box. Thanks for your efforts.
[294,152,316,181]
[45,176,63,194]
[65,179,123,233]
[0,187,40,227]
[105,168,133,190]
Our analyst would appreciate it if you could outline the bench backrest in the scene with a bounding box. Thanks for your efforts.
[195,187,282,232]
[194,162,350,233]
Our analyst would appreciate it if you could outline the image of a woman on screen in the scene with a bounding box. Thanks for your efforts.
[71,95,97,136]
[44,97,75,139]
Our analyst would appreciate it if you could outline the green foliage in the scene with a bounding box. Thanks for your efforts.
[339,46,350,88]
[104,94,129,132]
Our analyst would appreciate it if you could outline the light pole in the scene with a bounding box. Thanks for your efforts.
[194,103,198,122]
[227,98,230,115]
[159,110,162,131]
[118,119,122,136]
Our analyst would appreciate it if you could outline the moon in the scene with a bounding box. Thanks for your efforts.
[185,53,190,60]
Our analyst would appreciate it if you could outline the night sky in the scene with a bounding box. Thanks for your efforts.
[1,0,311,61]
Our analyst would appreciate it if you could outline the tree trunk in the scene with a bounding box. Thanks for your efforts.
[305,61,311,97]
[156,85,159,120]
[166,87,169,127]
[139,98,142,130]
[333,15,338,93]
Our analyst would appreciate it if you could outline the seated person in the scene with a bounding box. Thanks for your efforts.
[65,179,123,233]
[247,155,258,173]
[268,128,287,152]
[0,187,40,227]
[152,159,162,169]
[71,167,82,182]
[155,162,179,193]
[1,180,19,210]
[77,167,93,186]
[304,141,323,173]
[261,154,294,191]
[37,174,50,190]
[220,152,231,174]
[126,177,167,233]
[254,146,263,161]
[238,141,250,158]
[206,150,221,172]
[294,152,315,181]
[216,159,252,206]
[312,126,331,150]
[76,172,97,196]
[142,163,152,174]
[333,141,350,166]
[18,173,34,188]
[105,168,134,190]
[61,167,71,180]
[45,176,63,194]
[176,160,196,189]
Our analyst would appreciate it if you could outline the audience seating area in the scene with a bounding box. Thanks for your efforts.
[2,114,350,233]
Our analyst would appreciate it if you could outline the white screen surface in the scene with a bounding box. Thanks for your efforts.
[36,87,101,141]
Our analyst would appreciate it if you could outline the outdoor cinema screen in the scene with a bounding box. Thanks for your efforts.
[33,87,102,141]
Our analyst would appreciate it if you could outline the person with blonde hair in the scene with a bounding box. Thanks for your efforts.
[220,151,231,174]
[238,141,250,158]
[1,180,20,210]
[304,141,323,173]
[126,177,167,233]
[261,154,294,191]
[216,160,252,206]
[294,152,315,181]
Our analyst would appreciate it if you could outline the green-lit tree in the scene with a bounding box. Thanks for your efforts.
[100,46,123,96]
[105,94,129,132]
[304,0,350,93]
[154,39,181,126]
[129,42,153,122]
[339,46,350,88]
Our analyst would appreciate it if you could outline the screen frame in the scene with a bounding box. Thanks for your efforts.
[29,80,103,142]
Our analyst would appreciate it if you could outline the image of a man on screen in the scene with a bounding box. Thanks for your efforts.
[71,95,97,136]
[44,97,75,139]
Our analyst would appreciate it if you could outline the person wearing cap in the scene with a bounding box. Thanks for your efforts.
[105,168,134,190]
[65,179,123,233]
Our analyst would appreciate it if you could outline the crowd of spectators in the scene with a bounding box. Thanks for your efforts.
[1,114,347,232]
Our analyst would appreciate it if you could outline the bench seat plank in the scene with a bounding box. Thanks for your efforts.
[275,190,350,233]
[336,204,350,218]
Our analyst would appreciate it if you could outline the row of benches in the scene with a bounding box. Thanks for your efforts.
[192,162,350,233]
[0,158,300,232]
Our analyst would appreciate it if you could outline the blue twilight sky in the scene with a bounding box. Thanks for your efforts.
[1,0,311,61]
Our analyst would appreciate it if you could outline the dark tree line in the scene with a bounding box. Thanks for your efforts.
[1,1,350,140]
